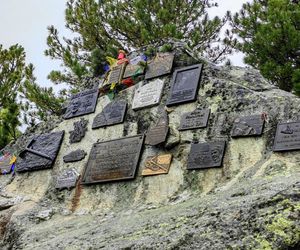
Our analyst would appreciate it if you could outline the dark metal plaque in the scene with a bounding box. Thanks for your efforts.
[166,64,203,106]
[0,154,15,174]
[107,64,126,85]
[179,109,210,131]
[145,111,169,146]
[145,53,174,80]
[63,149,87,163]
[64,88,98,119]
[69,118,88,143]
[273,121,300,151]
[123,64,145,79]
[56,168,80,190]
[92,100,127,129]
[81,134,144,184]
[187,141,226,170]
[16,131,64,172]
[231,115,265,137]
[142,154,172,176]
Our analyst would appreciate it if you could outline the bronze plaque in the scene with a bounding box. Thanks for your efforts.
[56,168,80,190]
[63,149,87,163]
[92,100,127,129]
[145,111,169,146]
[123,64,145,79]
[187,141,226,170]
[64,88,98,119]
[69,118,88,144]
[142,154,172,176]
[0,154,15,174]
[273,121,300,151]
[231,115,265,137]
[166,64,203,106]
[179,109,210,131]
[145,53,174,80]
[81,134,144,184]
[107,64,126,85]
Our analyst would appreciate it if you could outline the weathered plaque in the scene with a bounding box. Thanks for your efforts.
[187,141,226,170]
[63,149,87,163]
[69,118,88,143]
[16,131,64,172]
[107,64,126,85]
[64,88,98,119]
[145,53,174,80]
[166,64,203,106]
[56,168,80,190]
[132,79,165,110]
[142,154,172,176]
[231,115,265,137]
[179,109,210,131]
[123,64,145,79]
[81,134,144,184]
[0,154,15,174]
[273,121,300,151]
[145,111,169,146]
[92,100,127,129]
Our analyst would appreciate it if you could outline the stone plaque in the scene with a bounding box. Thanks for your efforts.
[145,53,174,80]
[123,64,145,79]
[92,100,127,129]
[16,131,64,172]
[166,64,203,106]
[231,115,265,137]
[0,154,15,174]
[64,88,98,119]
[63,149,87,163]
[142,154,172,176]
[179,109,210,131]
[69,118,88,143]
[273,121,300,151]
[132,79,165,110]
[107,64,126,85]
[81,134,144,184]
[145,111,169,146]
[187,141,226,170]
[56,168,80,190]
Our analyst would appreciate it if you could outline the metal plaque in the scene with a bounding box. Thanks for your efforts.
[142,154,172,176]
[69,118,88,144]
[179,109,210,131]
[0,154,15,174]
[187,141,226,170]
[16,131,64,172]
[107,64,126,85]
[64,88,98,119]
[273,121,300,151]
[123,64,145,79]
[166,64,203,106]
[132,79,165,110]
[231,115,265,137]
[63,149,87,163]
[56,168,80,190]
[81,134,144,184]
[145,111,169,146]
[92,100,127,129]
[145,53,174,80]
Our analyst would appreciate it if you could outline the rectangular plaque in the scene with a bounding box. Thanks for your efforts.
[231,115,265,137]
[123,64,145,79]
[187,141,226,170]
[179,109,210,131]
[107,64,126,85]
[273,121,300,151]
[145,53,174,80]
[81,134,144,184]
[56,168,80,190]
[142,154,172,176]
[166,64,203,106]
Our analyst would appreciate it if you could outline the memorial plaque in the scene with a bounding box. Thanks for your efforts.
[81,134,144,184]
[64,88,98,119]
[231,115,265,137]
[145,53,174,80]
[107,64,126,85]
[123,64,145,79]
[132,79,165,110]
[92,100,127,129]
[179,109,210,131]
[166,64,203,106]
[273,121,300,151]
[63,149,87,163]
[142,154,172,176]
[69,118,88,143]
[187,141,226,170]
[0,154,15,174]
[16,131,64,172]
[56,168,80,190]
[145,111,169,146]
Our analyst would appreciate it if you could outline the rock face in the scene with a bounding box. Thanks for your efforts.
[0,49,299,249]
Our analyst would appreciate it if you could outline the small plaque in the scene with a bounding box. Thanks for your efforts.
[64,89,98,119]
[69,118,88,143]
[179,109,210,131]
[187,141,226,170]
[81,134,144,184]
[231,115,265,137]
[123,64,145,79]
[56,168,80,190]
[16,131,64,172]
[273,121,300,151]
[166,64,203,106]
[0,154,15,174]
[92,100,127,129]
[145,111,169,146]
[63,149,87,163]
[145,53,174,80]
[132,79,165,110]
[107,64,126,85]
[142,154,172,176]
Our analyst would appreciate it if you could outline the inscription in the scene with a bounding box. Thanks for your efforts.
[145,53,174,80]
[273,121,300,151]
[231,115,265,137]
[179,109,210,131]
[69,118,88,143]
[56,168,80,190]
[107,64,126,85]
[142,154,172,176]
[63,149,87,163]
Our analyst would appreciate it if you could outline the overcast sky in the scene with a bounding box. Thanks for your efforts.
[0,0,249,90]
